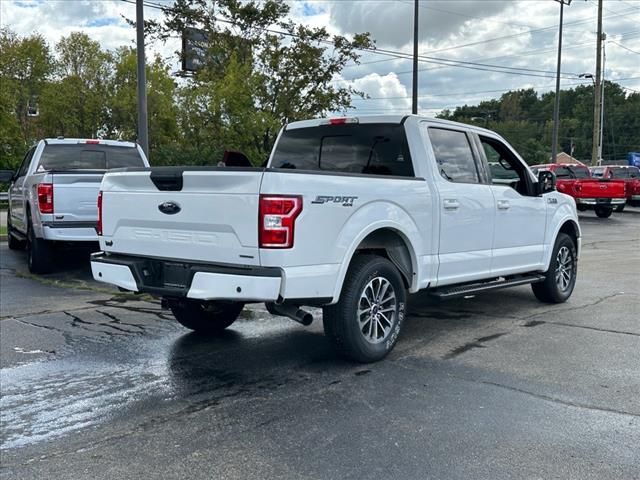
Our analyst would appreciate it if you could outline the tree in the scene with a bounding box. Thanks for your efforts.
[151,0,373,163]
[438,82,640,163]
[0,29,53,168]
[38,32,113,138]
[109,47,179,155]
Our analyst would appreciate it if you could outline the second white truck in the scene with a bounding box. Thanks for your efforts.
[90,116,581,362]
[1,139,149,273]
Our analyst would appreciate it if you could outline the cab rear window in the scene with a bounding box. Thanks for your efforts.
[610,167,640,179]
[271,124,414,177]
[37,144,145,171]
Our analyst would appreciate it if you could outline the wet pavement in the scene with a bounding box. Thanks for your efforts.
[0,212,639,479]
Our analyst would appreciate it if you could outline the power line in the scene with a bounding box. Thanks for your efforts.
[123,0,582,81]
[609,40,640,55]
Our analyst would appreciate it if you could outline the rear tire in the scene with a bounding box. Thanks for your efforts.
[170,299,244,334]
[323,255,407,363]
[615,204,625,213]
[27,214,53,274]
[531,233,577,304]
[594,206,613,218]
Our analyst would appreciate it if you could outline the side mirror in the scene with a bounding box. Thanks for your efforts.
[537,170,556,195]
[0,170,15,183]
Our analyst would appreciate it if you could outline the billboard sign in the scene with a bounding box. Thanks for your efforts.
[182,27,208,72]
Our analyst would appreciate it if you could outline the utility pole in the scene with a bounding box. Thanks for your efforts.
[412,0,419,115]
[598,37,606,164]
[591,0,603,166]
[551,0,571,164]
[136,0,149,159]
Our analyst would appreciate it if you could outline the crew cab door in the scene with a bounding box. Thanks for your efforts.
[424,126,495,285]
[477,134,546,274]
[9,146,35,231]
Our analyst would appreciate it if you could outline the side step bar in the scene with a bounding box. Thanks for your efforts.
[429,273,546,300]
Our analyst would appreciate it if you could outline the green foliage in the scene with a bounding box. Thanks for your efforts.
[151,0,373,163]
[2,10,638,173]
[439,82,640,164]
[0,28,53,168]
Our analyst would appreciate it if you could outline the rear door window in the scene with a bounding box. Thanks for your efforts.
[553,166,572,179]
[427,128,479,184]
[567,166,590,179]
[271,123,414,177]
[36,144,145,171]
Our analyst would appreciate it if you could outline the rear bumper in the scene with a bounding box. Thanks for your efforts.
[631,195,640,201]
[90,252,282,301]
[575,198,626,206]
[42,222,98,242]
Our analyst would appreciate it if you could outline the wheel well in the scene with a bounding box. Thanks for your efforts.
[353,229,414,288]
[559,220,579,246]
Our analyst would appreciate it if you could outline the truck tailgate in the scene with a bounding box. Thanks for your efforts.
[575,179,626,198]
[100,168,263,265]
[52,172,104,223]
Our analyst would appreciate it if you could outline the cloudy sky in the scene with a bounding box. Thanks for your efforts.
[2,0,639,116]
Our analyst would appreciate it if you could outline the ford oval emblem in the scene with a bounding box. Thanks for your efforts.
[158,201,181,215]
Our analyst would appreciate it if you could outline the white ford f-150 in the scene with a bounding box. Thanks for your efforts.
[90,116,580,362]
[1,138,149,273]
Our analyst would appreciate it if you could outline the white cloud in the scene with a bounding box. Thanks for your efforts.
[1,0,638,113]
[346,72,411,114]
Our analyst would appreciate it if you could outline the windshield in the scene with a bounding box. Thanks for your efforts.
[37,144,145,171]
[270,123,414,177]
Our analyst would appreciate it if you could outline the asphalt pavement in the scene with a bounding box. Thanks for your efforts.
[0,211,638,480]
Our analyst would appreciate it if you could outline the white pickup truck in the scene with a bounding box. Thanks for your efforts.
[1,138,149,273]
[90,116,580,362]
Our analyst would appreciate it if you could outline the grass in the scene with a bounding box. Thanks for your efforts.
[0,224,6,236]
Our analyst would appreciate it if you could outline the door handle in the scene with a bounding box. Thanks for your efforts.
[497,200,510,210]
[443,199,460,210]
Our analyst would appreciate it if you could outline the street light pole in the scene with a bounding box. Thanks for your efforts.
[136,0,149,159]
[551,0,571,164]
[411,0,419,115]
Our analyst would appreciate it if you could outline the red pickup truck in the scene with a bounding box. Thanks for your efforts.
[531,163,626,218]
[590,165,640,211]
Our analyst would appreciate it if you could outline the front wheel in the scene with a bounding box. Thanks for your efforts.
[323,255,407,363]
[170,299,244,334]
[615,204,625,213]
[594,206,613,218]
[531,233,577,304]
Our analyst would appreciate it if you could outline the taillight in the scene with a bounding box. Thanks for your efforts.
[37,183,54,214]
[321,117,359,126]
[259,195,302,248]
[97,191,103,235]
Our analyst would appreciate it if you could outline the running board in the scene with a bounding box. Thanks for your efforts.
[429,274,546,299]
